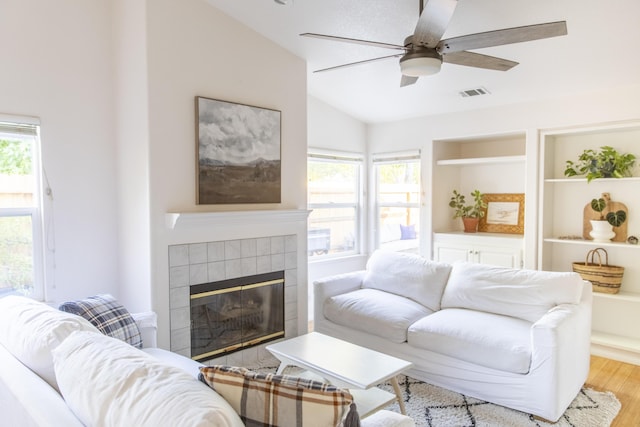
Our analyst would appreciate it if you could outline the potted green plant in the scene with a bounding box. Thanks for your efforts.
[589,193,627,242]
[564,146,636,182]
[449,189,487,233]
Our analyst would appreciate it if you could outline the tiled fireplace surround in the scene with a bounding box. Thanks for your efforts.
[166,210,308,367]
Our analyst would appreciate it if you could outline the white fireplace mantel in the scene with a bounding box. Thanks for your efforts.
[165,209,311,229]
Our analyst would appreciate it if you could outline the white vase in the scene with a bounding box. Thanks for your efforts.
[590,220,615,242]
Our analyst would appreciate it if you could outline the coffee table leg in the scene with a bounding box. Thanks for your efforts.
[275,362,289,375]
[390,376,406,415]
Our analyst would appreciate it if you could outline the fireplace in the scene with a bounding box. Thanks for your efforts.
[167,211,309,367]
[190,271,285,362]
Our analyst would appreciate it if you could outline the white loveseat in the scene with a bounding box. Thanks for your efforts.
[314,250,593,422]
[0,295,413,427]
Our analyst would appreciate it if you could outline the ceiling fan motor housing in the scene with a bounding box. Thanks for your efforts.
[400,36,443,76]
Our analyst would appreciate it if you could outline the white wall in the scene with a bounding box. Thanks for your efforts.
[0,0,120,305]
[113,0,152,312]
[308,96,367,153]
[368,86,640,152]
[144,0,308,348]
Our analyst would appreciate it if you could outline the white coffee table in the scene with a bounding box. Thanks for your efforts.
[266,332,412,418]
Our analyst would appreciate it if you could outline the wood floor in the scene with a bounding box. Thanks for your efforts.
[586,355,640,426]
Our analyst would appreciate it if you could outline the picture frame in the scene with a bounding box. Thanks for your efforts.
[196,96,281,204]
[478,193,525,234]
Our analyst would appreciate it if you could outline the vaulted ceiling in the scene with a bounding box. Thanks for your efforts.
[206,0,640,123]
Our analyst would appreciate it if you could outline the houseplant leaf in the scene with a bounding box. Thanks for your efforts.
[606,210,627,227]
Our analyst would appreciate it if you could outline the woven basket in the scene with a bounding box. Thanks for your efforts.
[572,247,624,294]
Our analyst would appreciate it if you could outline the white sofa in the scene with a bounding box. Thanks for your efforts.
[314,250,593,422]
[0,295,413,427]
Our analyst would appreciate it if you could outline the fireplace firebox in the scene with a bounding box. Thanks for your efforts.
[190,271,285,362]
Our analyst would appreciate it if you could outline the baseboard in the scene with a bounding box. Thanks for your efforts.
[591,343,640,366]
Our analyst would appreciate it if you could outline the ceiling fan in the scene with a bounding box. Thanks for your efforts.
[301,0,567,87]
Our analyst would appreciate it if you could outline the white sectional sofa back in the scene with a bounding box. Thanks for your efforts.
[0,295,416,427]
[314,250,593,422]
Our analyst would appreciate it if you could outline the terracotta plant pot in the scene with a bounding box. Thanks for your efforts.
[462,217,480,233]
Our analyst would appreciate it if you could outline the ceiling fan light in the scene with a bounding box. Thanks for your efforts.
[400,56,442,77]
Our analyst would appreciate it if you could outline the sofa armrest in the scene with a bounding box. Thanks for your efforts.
[528,281,592,418]
[531,281,592,348]
[131,311,158,348]
[313,270,365,326]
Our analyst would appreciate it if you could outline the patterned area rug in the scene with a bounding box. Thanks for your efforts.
[378,375,621,427]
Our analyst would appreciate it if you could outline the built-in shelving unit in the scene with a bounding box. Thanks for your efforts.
[538,120,640,363]
[429,132,531,267]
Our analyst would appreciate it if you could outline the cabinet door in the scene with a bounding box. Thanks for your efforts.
[476,246,522,268]
[433,243,472,264]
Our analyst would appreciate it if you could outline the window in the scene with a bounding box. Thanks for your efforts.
[0,118,44,300]
[373,152,421,253]
[307,152,362,258]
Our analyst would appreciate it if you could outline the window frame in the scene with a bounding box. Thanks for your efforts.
[371,151,422,252]
[0,116,45,301]
[307,150,364,260]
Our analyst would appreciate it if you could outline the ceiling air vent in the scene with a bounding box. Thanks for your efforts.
[459,87,490,98]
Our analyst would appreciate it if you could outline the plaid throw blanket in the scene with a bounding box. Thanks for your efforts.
[199,365,360,427]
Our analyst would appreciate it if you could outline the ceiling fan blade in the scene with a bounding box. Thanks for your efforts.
[438,21,567,54]
[400,75,419,87]
[413,0,459,48]
[443,51,518,71]
[312,54,403,73]
[300,33,405,51]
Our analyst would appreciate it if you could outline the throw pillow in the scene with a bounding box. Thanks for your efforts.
[199,365,360,427]
[440,261,585,323]
[400,224,416,240]
[59,294,143,348]
[52,330,244,427]
[362,250,452,312]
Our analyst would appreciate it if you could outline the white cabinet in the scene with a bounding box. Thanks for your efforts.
[433,232,523,268]
[539,121,640,364]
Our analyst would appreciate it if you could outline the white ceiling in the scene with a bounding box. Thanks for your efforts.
[205,0,640,123]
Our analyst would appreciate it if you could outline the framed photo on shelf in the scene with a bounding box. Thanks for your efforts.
[478,193,525,234]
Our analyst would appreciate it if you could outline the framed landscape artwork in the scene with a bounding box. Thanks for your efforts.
[478,193,525,234]
[196,96,281,204]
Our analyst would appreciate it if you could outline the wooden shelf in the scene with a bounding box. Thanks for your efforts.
[592,331,640,354]
[543,238,640,250]
[436,155,525,166]
[592,291,640,303]
[544,177,640,183]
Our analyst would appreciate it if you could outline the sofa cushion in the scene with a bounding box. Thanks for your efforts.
[0,295,100,391]
[199,365,358,427]
[362,250,452,311]
[324,288,433,343]
[441,262,584,322]
[59,294,143,348]
[408,308,532,374]
[52,330,244,427]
